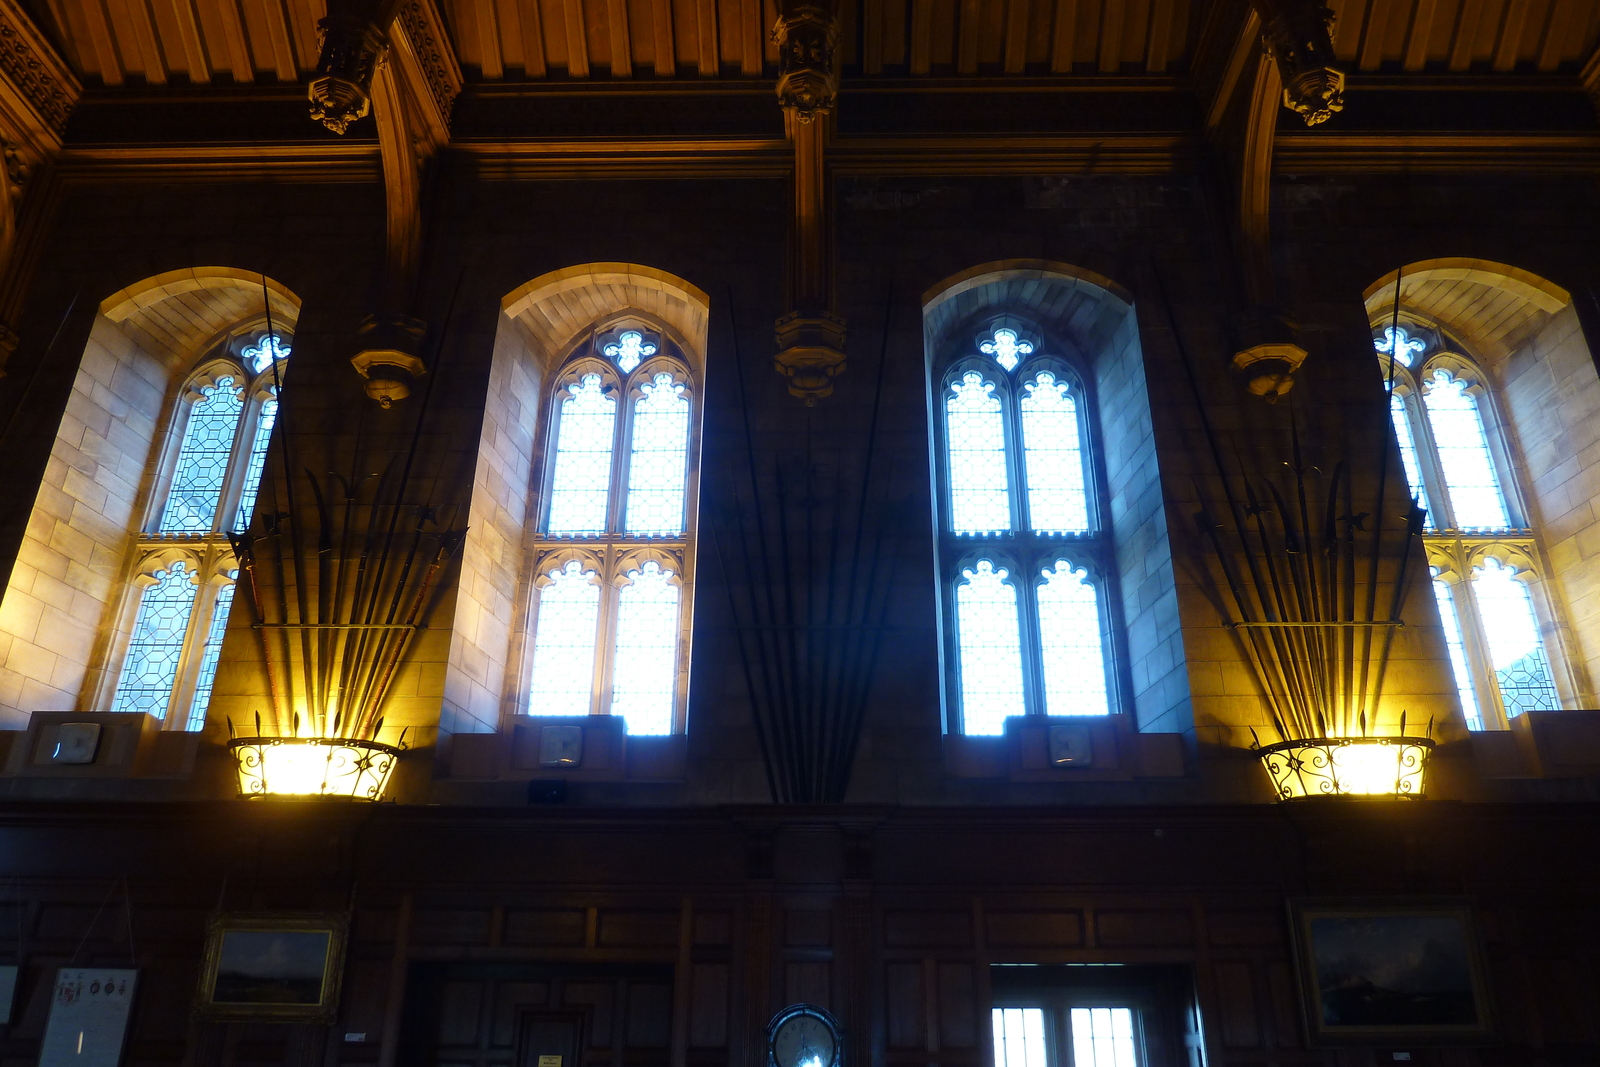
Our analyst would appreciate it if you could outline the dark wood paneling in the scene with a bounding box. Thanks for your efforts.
[1095,909,1193,947]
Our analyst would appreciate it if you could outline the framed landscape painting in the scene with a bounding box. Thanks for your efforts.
[1288,900,1492,1045]
[196,913,348,1022]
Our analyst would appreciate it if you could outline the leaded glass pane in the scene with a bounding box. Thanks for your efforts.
[1071,1008,1139,1067]
[111,562,198,717]
[187,580,235,731]
[1431,574,1482,731]
[1036,561,1108,716]
[1389,393,1434,531]
[955,560,1026,735]
[1472,558,1559,716]
[546,373,617,536]
[610,561,679,735]
[1375,326,1425,367]
[528,560,602,717]
[946,372,1012,535]
[625,372,690,536]
[980,328,1033,372]
[234,396,277,531]
[1422,370,1511,530]
[1019,371,1090,534]
[159,378,245,533]
[992,1009,1047,1067]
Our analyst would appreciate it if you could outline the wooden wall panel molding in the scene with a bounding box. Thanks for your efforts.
[1274,131,1600,172]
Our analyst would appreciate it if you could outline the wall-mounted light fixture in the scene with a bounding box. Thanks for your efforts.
[1258,737,1433,800]
[229,737,399,800]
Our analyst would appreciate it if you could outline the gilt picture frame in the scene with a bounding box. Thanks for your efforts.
[1288,900,1492,1045]
[195,912,348,1022]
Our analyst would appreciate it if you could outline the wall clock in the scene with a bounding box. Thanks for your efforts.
[766,1004,842,1067]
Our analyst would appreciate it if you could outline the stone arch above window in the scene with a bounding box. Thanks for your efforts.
[0,269,299,729]
[1367,259,1598,723]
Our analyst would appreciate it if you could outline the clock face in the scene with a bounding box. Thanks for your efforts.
[770,1010,838,1067]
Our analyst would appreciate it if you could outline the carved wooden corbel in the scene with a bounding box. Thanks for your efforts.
[772,1,845,404]
[0,0,79,374]
[1249,0,1344,125]
[313,0,461,405]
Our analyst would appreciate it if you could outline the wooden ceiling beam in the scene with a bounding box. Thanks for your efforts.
[910,0,931,73]
[390,0,463,148]
[742,0,764,74]
[193,0,256,84]
[1146,0,1173,71]
[1403,0,1438,70]
[1004,0,1030,72]
[610,0,635,74]
[102,0,167,84]
[653,0,676,75]
[1098,0,1124,72]
[565,0,591,76]
[1050,0,1077,71]
[864,0,883,72]
[1447,0,1482,70]
[149,0,212,83]
[1493,0,1528,71]
[518,0,547,76]
[957,0,979,73]
[697,0,720,74]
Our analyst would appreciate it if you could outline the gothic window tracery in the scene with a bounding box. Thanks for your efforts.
[933,324,1116,734]
[108,331,291,727]
[1377,324,1566,728]
[526,328,698,734]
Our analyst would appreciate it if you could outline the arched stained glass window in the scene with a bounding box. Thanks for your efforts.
[1376,324,1569,729]
[1421,370,1510,530]
[111,563,198,715]
[1036,561,1108,716]
[954,560,1027,736]
[1472,558,1558,716]
[609,562,680,735]
[159,378,245,533]
[933,324,1116,735]
[946,371,1012,535]
[1020,371,1089,534]
[527,328,700,734]
[625,372,691,536]
[546,373,618,536]
[527,560,602,717]
[110,332,289,727]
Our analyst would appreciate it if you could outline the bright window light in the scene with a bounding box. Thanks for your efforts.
[233,395,278,531]
[992,1008,1047,1067]
[610,561,680,735]
[546,373,617,536]
[946,372,1012,534]
[1422,371,1510,530]
[1070,1007,1138,1067]
[528,561,602,717]
[1472,559,1558,716]
[186,580,235,730]
[955,560,1026,735]
[1019,371,1090,535]
[1388,392,1432,530]
[1430,573,1482,730]
[624,372,690,536]
[1036,561,1108,716]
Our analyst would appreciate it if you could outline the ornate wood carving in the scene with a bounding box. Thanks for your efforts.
[1249,0,1344,125]
[392,0,462,147]
[310,13,391,135]
[772,0,845,404]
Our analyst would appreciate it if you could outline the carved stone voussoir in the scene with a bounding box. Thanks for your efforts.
[309,16,390,135]
[0,0,81,144]
[394,0,461,127]
[772,4,840,122]
[1256,0,1344,125]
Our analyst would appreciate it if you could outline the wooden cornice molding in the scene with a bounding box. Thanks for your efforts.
[1274,132,1600,172]
[453,137,792,178]
[53,142,382,182]
[830,135,1190,174]
[390,0,462,153]
[0,0,80,158]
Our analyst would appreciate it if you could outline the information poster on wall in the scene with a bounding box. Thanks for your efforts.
[39,969,137,1067]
